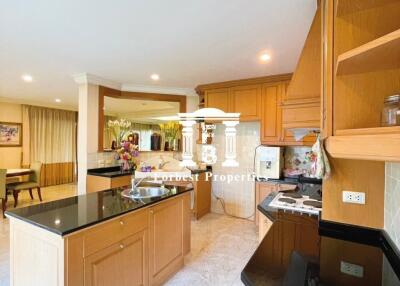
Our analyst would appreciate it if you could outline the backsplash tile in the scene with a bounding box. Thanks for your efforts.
[284,146,313,176]
[385,162,400,250]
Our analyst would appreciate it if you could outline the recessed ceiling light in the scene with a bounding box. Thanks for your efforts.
[21,74,33,82]
[150,74,160,81]
[55,98,61,103]
[260,53,271,62]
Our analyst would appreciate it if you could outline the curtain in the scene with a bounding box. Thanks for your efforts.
[23,105,77,186]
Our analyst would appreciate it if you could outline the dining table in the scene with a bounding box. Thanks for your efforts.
[6,169,33,177]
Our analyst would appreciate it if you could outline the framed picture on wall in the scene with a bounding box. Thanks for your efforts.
[0,122,22,147]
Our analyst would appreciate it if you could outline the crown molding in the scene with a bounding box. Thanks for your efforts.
[0,97,77,111]
[72,73,122,90]
[195,73,293,95]
[121,83,197,97]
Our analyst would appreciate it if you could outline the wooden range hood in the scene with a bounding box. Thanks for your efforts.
[281,4,321,130]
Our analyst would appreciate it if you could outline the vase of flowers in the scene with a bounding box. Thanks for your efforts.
[108,118,132,147]
[115,141,139,172]
[159,122,181,151]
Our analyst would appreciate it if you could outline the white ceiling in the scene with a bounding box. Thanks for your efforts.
[0,0,316,109]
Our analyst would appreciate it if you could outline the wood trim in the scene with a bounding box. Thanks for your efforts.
[98,86,187,151]
[325,133,400,162]
[195,73,293,95]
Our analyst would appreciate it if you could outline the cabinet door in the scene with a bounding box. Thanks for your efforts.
[230,84,261,121]
[261,84,282,143]
[255,182,277,226]
[84,230,148,286]
[205,88,230,112]
[149,197,184,285]
[194,172,212,220]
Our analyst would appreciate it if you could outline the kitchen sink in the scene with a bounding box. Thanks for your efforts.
[122,186,169,199]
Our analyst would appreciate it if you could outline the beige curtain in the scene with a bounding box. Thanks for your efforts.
[22,105,77,186]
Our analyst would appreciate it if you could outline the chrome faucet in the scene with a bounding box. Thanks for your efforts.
[131,176,151,190]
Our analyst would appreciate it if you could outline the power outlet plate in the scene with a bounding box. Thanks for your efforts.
[340,261,364,278]
[342,191,366,205]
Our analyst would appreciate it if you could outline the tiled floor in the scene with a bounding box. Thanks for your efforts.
[0,183,77,286]
[0,184,258,286]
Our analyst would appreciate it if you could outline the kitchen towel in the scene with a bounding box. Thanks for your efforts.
[311,135,331,179]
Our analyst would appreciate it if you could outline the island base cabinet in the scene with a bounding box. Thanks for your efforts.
[84,230,148,286]
[149,192,191,286]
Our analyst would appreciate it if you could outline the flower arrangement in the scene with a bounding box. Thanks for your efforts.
[159,122,181,151]
[115,141,139,171]
[108,118,132,147]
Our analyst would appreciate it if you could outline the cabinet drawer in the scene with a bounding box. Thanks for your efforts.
[110,175,132,188]
[281,103,320,129]
[83,209,148,257]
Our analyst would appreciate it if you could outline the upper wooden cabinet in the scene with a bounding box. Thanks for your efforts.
[229,84,262,121]
[282,5,322,131]
[204,88,230,113]
[322,0,400,162]
[260,81,316,146]
[197,74,292,122]
[261,84,282,143]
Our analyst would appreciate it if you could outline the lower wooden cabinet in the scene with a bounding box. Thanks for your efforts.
[86,174,131,193]
[149,198,184,285]
[64,192,191,286]
[84,230,148,286]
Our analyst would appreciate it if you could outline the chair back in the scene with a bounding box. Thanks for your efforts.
[29,162,42,185]
[0,169,6,199]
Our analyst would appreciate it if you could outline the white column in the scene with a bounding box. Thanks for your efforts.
[77,83,99,195]
[222,121,239,167]
[179,120,196,167]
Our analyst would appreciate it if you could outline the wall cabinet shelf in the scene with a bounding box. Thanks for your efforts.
[326,126,400,162]
[336,29,400,75]
[336,0,399,17]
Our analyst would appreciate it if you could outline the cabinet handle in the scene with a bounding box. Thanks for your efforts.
[119,220,124,226]
[119,244,124,249]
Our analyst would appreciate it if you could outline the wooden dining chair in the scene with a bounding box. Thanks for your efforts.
[0,169,7,218]
[6,162,43,208]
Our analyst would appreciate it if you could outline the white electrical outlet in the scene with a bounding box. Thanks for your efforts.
[340,261,364,278]
[342,191,366,204]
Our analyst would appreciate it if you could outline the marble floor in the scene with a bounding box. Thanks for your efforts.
[0,184,258,286]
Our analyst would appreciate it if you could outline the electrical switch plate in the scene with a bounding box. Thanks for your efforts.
[342,191,366,204]
[340,261,364,278]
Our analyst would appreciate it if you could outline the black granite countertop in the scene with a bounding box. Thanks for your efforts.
[242,208,400,285]
[87,166,133,178]
[5,183,193,236]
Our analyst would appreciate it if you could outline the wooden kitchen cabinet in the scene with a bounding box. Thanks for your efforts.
[255,182,277,227]
[84,230,148,286]
[193,172,212,219]
[229,84,262,121]
[260,84,282,143]
[62,192,191,286]
[260,81,316,146]
[149,193,191,286]
[204,88,230,112]
[87,174,131,193]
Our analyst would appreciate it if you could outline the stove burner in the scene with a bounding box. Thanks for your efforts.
[309,194,322,201]
[282,192,303,199]
[303,200,322,208]
[278,198,296,204]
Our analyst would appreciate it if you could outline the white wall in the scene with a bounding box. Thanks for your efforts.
[210,122,260,219]
[384,162,400,249]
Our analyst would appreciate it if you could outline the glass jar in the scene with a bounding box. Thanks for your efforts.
[381,95,400,126]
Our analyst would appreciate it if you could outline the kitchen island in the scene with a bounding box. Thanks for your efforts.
[6,183,193,286]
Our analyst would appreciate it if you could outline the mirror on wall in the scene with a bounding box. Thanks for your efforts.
[103,96,182,152]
